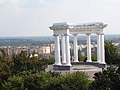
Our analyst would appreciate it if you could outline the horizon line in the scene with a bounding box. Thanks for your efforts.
[0,34,119,38]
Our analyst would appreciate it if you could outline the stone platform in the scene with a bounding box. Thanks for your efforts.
[46,62,106,71]
[45,62,107,79]
[72,62,106,68]
[53,65,72,71]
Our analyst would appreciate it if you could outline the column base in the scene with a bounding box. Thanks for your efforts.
[97,61,101,63]
[54,63,62,66]
[86,60,92,62]
[99,62,106,64]
[65,63,72,66]
[73,60,79,62]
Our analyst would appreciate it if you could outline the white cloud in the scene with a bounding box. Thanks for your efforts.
[8,0,22,15]
[39,0,44,4]
[0,0,22,15]
[0,0,5,4]
[8,0,19,5]
[0,0,120,36]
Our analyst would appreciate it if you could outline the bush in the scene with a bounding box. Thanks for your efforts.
[1,76,24,90]
[91,66,120,90]
[12,53,48,74]
[0,51,92,90]
[24,71,51,90]
[1,71,53,90]
[105,41,120,64]
[48,55,55,65]
[0,62,12,84]
[45,72,91,90]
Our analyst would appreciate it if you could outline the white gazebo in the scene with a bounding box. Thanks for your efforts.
[49,22,107,68]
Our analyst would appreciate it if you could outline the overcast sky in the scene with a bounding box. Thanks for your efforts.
[0,0,120,36]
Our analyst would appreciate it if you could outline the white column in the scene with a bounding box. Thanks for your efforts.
[73,34,79,62]
[54,34,61,65]
[65,34,71,66]
[86,33,92,62]
[100,33,106,64]
[97,33,101,63]
[61,35,66,64]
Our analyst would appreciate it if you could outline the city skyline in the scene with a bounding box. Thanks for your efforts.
[0,0,120,36]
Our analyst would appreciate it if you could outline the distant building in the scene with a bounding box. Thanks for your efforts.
[0,44,54,57]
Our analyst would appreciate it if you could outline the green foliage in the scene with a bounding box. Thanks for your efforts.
[78,55,86,61]
[63,72,90,90]
[0,51,91,90]
[0,62,11,80]
[92,54,97,61]
[91,66,120,90]
[105,41,120,64]
[0,49,13,88]
[12,51,48,74]
[45,72,91,90]
[24,71,50,90]
[1,76,24,90]
[0,62,12,86]
[48,55,55,64]
[78,54,97,62]
[1,71,91,90]
[0,51,49,89]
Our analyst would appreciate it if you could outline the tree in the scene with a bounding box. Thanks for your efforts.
[45,72,91,90]
[12,51,48,74]
[105,41,120,64]
[0,49,13,88]
[1,76,24,90]
[0,62,11,86]
[91,66,120,90]
[0,49,12,62]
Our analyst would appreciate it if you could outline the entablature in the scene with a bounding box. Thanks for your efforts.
[49,22,107,35]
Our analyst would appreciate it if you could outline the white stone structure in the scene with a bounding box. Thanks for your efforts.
[49,22,107,66]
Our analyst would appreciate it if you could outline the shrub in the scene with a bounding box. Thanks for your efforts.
[12,53,48,74]
[0,62,11,84]
[24,71,51,90]
[1,76,24,90]
[105,41,120,64]
[91,66,120,90]
[45,72,91,90]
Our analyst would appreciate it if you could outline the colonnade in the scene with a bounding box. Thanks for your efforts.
[54,33,105,66]
[54,34,71,66]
